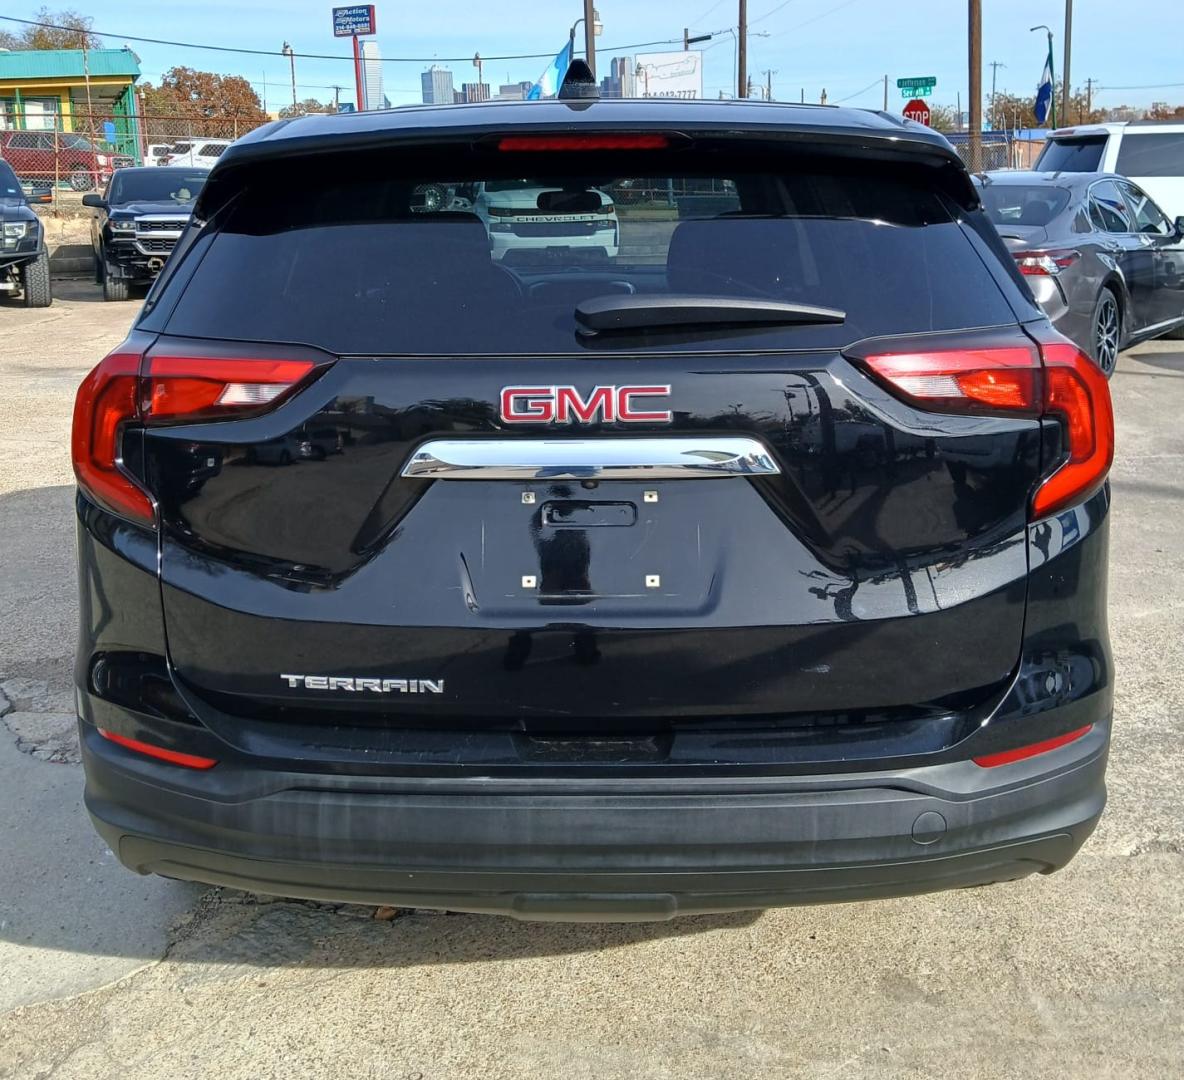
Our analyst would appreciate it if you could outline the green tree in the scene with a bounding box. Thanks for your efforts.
[0,6,101,50]
[138,67,269,140]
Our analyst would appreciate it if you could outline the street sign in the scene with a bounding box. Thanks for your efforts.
[897,76,936,90]
[902,98,931,126]
[333,4,376,37]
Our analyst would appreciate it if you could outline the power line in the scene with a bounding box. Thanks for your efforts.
[766,0,865,38]
[831,76,883,104]
[750,0,797,26]
[0,15,682,66]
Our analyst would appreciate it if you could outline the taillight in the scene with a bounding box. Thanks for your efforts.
[71,349,154,524]
[142,356,315,423]
[497,134,670,151]
[1013,249,1080,276]
[1031,341,1114,518]
[72,342,323,526]
[857,346,1041,416]
[853,337,1113,518]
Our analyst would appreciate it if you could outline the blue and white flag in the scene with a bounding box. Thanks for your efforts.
[527,40,573,100]
[1034,41,1055,125]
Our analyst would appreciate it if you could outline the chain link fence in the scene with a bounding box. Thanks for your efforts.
[944,133,1018,174]
[0,111,270,212]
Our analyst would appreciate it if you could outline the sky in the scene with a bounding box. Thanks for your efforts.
[6,0,1183,115]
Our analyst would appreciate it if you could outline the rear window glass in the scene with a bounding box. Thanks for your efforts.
[164,156,1015,354]
[1035,137,1106,172]
[1115,132,1184,177]
[978,184,1071,227]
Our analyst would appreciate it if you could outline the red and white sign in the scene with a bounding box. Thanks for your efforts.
[902,98,931,126]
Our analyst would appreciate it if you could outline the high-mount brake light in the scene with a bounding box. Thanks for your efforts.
[72,346,322,527]
[855,339,1113,518]
[497,134,670,152]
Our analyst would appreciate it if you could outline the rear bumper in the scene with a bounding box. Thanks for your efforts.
[82,720,1108,921]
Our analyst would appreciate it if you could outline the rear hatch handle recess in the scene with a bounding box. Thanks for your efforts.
[401,437,781,481]
[574,294,846,336]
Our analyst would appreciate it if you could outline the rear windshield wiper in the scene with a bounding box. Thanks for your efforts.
[574,294,846,336]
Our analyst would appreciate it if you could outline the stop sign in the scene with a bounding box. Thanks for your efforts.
[903,98,931,126]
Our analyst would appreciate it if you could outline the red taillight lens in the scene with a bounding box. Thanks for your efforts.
[73,344,323,526]
[98,728,217,769]
[854,337,1113,518]
[142,356,315,423]
[497,134,670,152]
[1013,249,1081,276]
[71,349,154,524]
[857,346,1041,415]
[972,724,1093,767]
[1031,342,1114,518]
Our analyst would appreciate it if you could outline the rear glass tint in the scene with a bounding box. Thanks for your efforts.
[1115,132,1184,177]
[979,184,1071,227]
[1035,137,1106,172]
[165,158,1015,354]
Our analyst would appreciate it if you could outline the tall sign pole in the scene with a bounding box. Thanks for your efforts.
[1062,0,1073,128]
[968,0,982,172]
[738,0,748,98]
[333,6,377,110]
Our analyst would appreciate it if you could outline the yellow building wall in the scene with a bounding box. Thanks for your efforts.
[0,77,134,132]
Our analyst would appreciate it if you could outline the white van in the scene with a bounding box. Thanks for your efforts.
[1035,122,1184,220]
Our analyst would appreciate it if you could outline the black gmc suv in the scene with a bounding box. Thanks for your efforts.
[0,159,51,307]
[82,166,208,301]
[72,75,1114,921]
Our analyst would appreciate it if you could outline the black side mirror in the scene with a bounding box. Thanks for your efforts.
[81,193,106,209]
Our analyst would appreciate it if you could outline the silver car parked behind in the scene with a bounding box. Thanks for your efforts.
[975,170,1184,376]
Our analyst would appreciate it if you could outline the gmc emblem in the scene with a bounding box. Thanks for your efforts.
[500,385,672,425]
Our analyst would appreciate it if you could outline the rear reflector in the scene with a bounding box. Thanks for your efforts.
[497,134,670,152]
[98,728,218,769]
[972,724,1093,767]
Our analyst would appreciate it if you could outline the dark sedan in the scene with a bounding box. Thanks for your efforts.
[976,170,1184,375]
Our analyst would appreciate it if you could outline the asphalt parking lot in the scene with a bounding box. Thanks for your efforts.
[0,280,1181,1079]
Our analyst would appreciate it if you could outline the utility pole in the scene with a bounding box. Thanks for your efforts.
[883,74,888,111]
[968,0,982,172]
[820,88,827,105]
[763,69,776,101]
[331,85,343,111]
[584,0,597,79]
[738,0,747,98]
[1062,0,1073,130]
[1085,76,1095,121]
[989,61,1006,130]
[281,42,296,109]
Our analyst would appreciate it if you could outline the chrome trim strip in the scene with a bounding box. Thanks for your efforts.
[401,437,781,480]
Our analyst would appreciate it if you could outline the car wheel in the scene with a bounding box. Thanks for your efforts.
[94,249,104,285]
[1091,288,1121,378]
[21,251,52,308]
[101,257,130,302]
[69,168,94,191]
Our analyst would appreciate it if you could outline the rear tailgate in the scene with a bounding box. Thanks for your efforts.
[139,135,1042,735]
